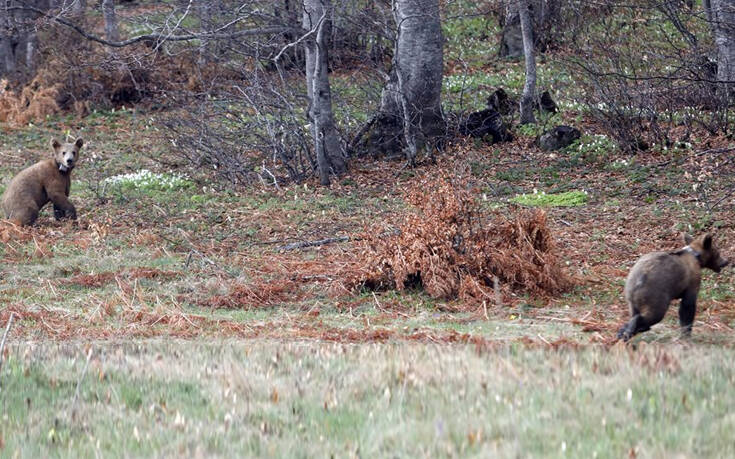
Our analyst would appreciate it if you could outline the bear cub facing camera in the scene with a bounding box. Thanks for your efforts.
[2,138,84,226]
[618,233,729,341]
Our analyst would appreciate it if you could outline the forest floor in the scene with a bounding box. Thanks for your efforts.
[0,104,733,457]
[1,1,735,456]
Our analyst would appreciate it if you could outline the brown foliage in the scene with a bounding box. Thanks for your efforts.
[0,75,60,124]
[0,23,216,125]
[204,279,300,309]
[340,175,571,303]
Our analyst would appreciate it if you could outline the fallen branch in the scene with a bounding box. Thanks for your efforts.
[346,114,378,157]
[279,236,350,251]
[278,229,401,251]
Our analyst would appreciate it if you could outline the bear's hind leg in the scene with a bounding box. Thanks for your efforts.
[618,313,656,341]
[7,206,39,226]
[618,314,645,341]
[678,291,698,337]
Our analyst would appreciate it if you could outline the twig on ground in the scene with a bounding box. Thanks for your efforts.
[279,236,350,251]
[346,114,378,156]
[653,147,735,168]
[160,232,237,277]
[372,292,385,313]
[71,347,94,421]
[556,219,572,227]
[493,276,502,308]
[261,162,281,190]
[0,313,15,392]
[278,229,401,251]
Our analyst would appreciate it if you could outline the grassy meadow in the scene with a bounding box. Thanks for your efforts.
[1,1,735,457]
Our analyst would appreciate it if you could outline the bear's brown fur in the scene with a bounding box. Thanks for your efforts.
[618,233,728,341]
[2,137,84,226]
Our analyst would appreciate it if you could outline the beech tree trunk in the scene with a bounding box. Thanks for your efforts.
[71,0,85,16]
[499,0,560,58]
[710,0,735,100]
[303,0,346,185]
[102,0,119,42]
[519,0,537,124]
[1,1,16,74]
[0,0,49,75]
[377,0,444,163]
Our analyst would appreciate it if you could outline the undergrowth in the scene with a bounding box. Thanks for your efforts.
[339,175,572,303]
[512,190,589,207]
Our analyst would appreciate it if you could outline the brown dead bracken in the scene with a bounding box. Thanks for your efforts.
[339,174,571,303]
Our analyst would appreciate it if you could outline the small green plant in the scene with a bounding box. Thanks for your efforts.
[606,157,634,171]
[517,122,545,138]
[566,134,616,162]
[512,189,589,207]
[103,169,193,193]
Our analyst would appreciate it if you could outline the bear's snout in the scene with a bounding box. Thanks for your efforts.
[66,158,74,166]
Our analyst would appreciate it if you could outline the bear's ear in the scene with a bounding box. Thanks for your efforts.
[51,139,61,151]
[683,233,693,245]
[703,234,713,250]
[74,138,84,149]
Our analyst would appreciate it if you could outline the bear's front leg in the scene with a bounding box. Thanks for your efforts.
[48,192,77,221]
[53,204,65,221]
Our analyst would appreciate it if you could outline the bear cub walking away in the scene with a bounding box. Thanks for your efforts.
[2,138,84,226]
[618,233,729,341]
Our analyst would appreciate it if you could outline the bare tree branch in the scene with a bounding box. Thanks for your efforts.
[8,5,295,48]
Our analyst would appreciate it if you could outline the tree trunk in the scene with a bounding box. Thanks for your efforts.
[375,0,443,163]
[0,37,14,74]
[102,0,119,42]
[0,1,13,75]
[303,0,346,185]
[499,0,560,57]
[519,0,536,124]
[273,0,303,69]
[704,0,713,23]
[711,0,735,100]
[71,0,85,16]
[0,0,49,75]
[24,32,36,69]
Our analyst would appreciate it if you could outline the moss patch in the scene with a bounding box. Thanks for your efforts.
[511,190,588,207]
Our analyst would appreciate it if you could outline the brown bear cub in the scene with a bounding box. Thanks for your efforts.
[2,138,84,226]
[618,233,729,341]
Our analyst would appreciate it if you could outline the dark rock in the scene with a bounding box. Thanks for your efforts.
[537,125,581,151]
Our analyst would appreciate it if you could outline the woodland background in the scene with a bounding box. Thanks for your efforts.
[0,1,734,456]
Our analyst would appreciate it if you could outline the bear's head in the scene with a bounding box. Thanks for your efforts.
[685,233,729,273]
[52,138,84,173]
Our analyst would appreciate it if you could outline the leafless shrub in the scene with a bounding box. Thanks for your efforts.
[566,0,729,150]
[158,1,391,186]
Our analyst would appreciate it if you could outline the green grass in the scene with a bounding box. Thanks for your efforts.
[3,341,735,457]
[511,190,589,207]
[1,2,735,457]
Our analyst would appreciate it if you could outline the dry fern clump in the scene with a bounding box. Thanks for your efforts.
[340,175,571,303]
[0,75,60,124]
